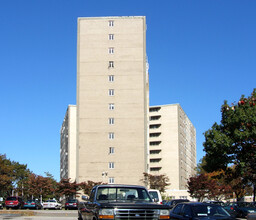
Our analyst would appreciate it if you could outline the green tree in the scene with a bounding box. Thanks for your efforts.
[196,156,208,174]
[142,173,170,193]
[12,161,31,197]
[203,89,256,201]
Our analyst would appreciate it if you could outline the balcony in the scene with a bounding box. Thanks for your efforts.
[149,124,161,129]
[149,166,162,172]
[149,107,161,113]
[149,132,161,138]
[149,141,161,146]
[149,115,161,121]
[149,149,162,159]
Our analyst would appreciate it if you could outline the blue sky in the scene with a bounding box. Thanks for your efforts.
[0,0,255,181]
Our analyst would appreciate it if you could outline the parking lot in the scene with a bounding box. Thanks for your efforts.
[0,210,77,220]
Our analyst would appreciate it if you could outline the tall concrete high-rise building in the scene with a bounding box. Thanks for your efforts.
[60,105,77,181]
[149,104,196,199]
[76,16,149,185]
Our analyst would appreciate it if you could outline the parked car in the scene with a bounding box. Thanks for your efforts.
[207,201,225,206]
[170,202,235,220]
[5,196,24,209]
[229,202,256,218]
[24,199,42,210]
[42,199,62,210]
[65,199,78,210]
[166,199,190,209]
[78,184,170,220]
[148,189,163,204]
[222,203,238,218]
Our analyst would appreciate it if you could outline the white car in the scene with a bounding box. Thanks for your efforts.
[42,199,62,210]
[148,189,163,204]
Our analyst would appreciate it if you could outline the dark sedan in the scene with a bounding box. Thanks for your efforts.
[166,199,190,209]
[229,202,256,218]
[65,199,78,210]
[170,202,235,220]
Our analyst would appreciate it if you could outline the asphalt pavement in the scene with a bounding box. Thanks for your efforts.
[0,210,77,220]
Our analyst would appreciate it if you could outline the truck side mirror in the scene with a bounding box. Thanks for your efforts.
[82,195,89,201]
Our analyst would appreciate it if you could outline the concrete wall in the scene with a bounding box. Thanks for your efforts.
[77,16,148,185]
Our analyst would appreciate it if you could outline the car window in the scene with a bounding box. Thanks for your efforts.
[46,200,56,202]
[96,187,151,202]
[182,205,192,216]
[173,204,183,215]
[149,191,158,200]
[192,205,230,217]
[68,199,77,203]
[6,197,17,201]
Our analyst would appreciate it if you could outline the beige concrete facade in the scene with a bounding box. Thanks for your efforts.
[149,104,196,199]
[76,16,149,185]
[60,105,77,181]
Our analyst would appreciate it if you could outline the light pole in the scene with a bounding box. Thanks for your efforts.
[102,172,108,183]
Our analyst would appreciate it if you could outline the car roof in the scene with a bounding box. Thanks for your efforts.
[171,199,189,201]
[175,202,221,206]
[96,184,147,189]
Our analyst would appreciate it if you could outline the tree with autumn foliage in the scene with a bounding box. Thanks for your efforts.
[187,172,232,202]
[141,173,170,193]
[224,166,253,201]
[203,89,256,201]
[0,154,13,197]
[80,180,106,195]
[57,178,81,199]
[26,173,59,201]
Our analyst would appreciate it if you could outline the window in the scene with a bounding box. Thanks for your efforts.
[109,75,114,82]
[109,177,114,184]
[109,118,114,125]
[109,89,114,96]
[108,20,114,26]
[109,103,115,110]
[108,47,114,54]
[109,162,114,169]
[109,132,114,139]
[109,147,114,154]
[89,188,96,202]
[109,61,114,68]
[109,34,114,40]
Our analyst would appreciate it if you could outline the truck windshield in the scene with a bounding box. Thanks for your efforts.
[96,187,152,202]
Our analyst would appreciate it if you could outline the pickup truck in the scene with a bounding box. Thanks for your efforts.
[78,184,170,220]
